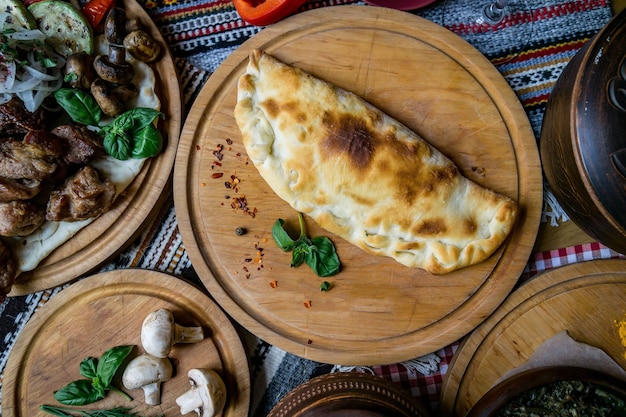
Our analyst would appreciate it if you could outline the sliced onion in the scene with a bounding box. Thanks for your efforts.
[0,21,65,112]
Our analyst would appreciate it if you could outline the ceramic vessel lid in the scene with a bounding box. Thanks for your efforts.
[575,9,626,227]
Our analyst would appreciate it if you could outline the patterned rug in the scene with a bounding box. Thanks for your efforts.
[0,0,622,416]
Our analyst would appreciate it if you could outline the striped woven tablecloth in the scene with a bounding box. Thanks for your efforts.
[1,0,624,416]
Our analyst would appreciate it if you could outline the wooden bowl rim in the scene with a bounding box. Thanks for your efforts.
[466,366,626,417]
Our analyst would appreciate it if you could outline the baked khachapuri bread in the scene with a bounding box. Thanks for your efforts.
[234,49,518,274]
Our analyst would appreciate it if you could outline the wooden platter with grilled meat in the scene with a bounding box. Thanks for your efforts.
[1,0,181,297]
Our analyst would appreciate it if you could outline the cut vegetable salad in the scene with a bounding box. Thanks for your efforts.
[0,9,65,112]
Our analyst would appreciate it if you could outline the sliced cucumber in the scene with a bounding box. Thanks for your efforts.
[0,0,37,29]
[28,0,93,56]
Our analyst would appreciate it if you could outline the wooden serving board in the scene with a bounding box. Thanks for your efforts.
[439,259,626,417]
[173,6,542,365]
[2,270,250,417]
[9,0,182,296]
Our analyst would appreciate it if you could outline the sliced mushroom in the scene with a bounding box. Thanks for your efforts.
[176,369,227,417]
[91,78,124,117]
[64,52,96,89]
[122,354,173,406]
[104,7,127,45]
[123,30,161,63]
[93,45,134,85]
[141,308,204,358]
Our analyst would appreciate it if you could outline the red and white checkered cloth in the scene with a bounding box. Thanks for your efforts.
[368,241,625,413]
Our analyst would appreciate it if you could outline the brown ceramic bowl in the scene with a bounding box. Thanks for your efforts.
[466,366,626,417]
[540,9,626,253]
[268,372,431,417]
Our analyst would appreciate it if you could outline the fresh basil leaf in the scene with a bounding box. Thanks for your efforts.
[131,124,162,159]
[79,357,98,379]
[320,281,332,291]
[306,236,341,277]
[91,376,106,398]
[121,108,163,133]
[272,219,295,251]
[54,379,102,406]
[103,132,132,160]
[54,88,102,126]
[96,345,133,388]
[111,111,136,132]
[291,243,307,268]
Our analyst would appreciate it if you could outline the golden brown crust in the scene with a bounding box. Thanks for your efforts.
[235,49,518,274]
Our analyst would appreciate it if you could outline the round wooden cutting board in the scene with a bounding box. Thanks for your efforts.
[2,270,250,417]
[174,6,542,365]
[8,0,182,296]
[439,259,626,417]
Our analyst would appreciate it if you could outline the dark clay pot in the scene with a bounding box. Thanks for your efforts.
[540,9,626,253]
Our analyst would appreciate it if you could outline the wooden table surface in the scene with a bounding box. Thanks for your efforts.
[534,220,595,253]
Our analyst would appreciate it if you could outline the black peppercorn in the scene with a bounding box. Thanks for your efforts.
[235,227,247,236]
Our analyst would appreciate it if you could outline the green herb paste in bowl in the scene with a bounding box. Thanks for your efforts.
[467,367,626,417]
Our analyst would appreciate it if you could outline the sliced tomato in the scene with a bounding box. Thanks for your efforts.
[81,0,115,28]
[233,0,307,26]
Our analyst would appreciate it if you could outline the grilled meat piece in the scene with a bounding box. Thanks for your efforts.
[0,138,60,180]
[51,125,104,165]
[0,200,46,236]
[23,129,64,158]
[0,238,17,303]
[0,98,46,137]
[46,166,116,222]
[0,177,41,202]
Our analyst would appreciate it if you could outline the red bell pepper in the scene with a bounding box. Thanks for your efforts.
[81,0,115,28]
[233,0,307,26]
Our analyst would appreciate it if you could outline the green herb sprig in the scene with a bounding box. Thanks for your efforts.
[53,88,102,126]
[40,405,159,417]
[53,88,164,160]
[100,108,164,160]
[272,212,341,277]
[53,345,133,406]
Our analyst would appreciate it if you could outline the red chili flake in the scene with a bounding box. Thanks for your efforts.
[242,266,249,272]
[307,339,313,345]
[303,300,312,308]
[211,172,224,179]
[196,145,201,151]
[245,274,251,279]
[213,161,222,167]
[213,144,224,161]
[231,196,248,210]
[244,258,252,263]
[226,138,233,145]
[236,152,241,157]
[270,280,278,288]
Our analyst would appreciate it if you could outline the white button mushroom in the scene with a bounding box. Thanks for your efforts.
[122,354,173,405]
[175,369,227,417]
[141,308,204,358]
